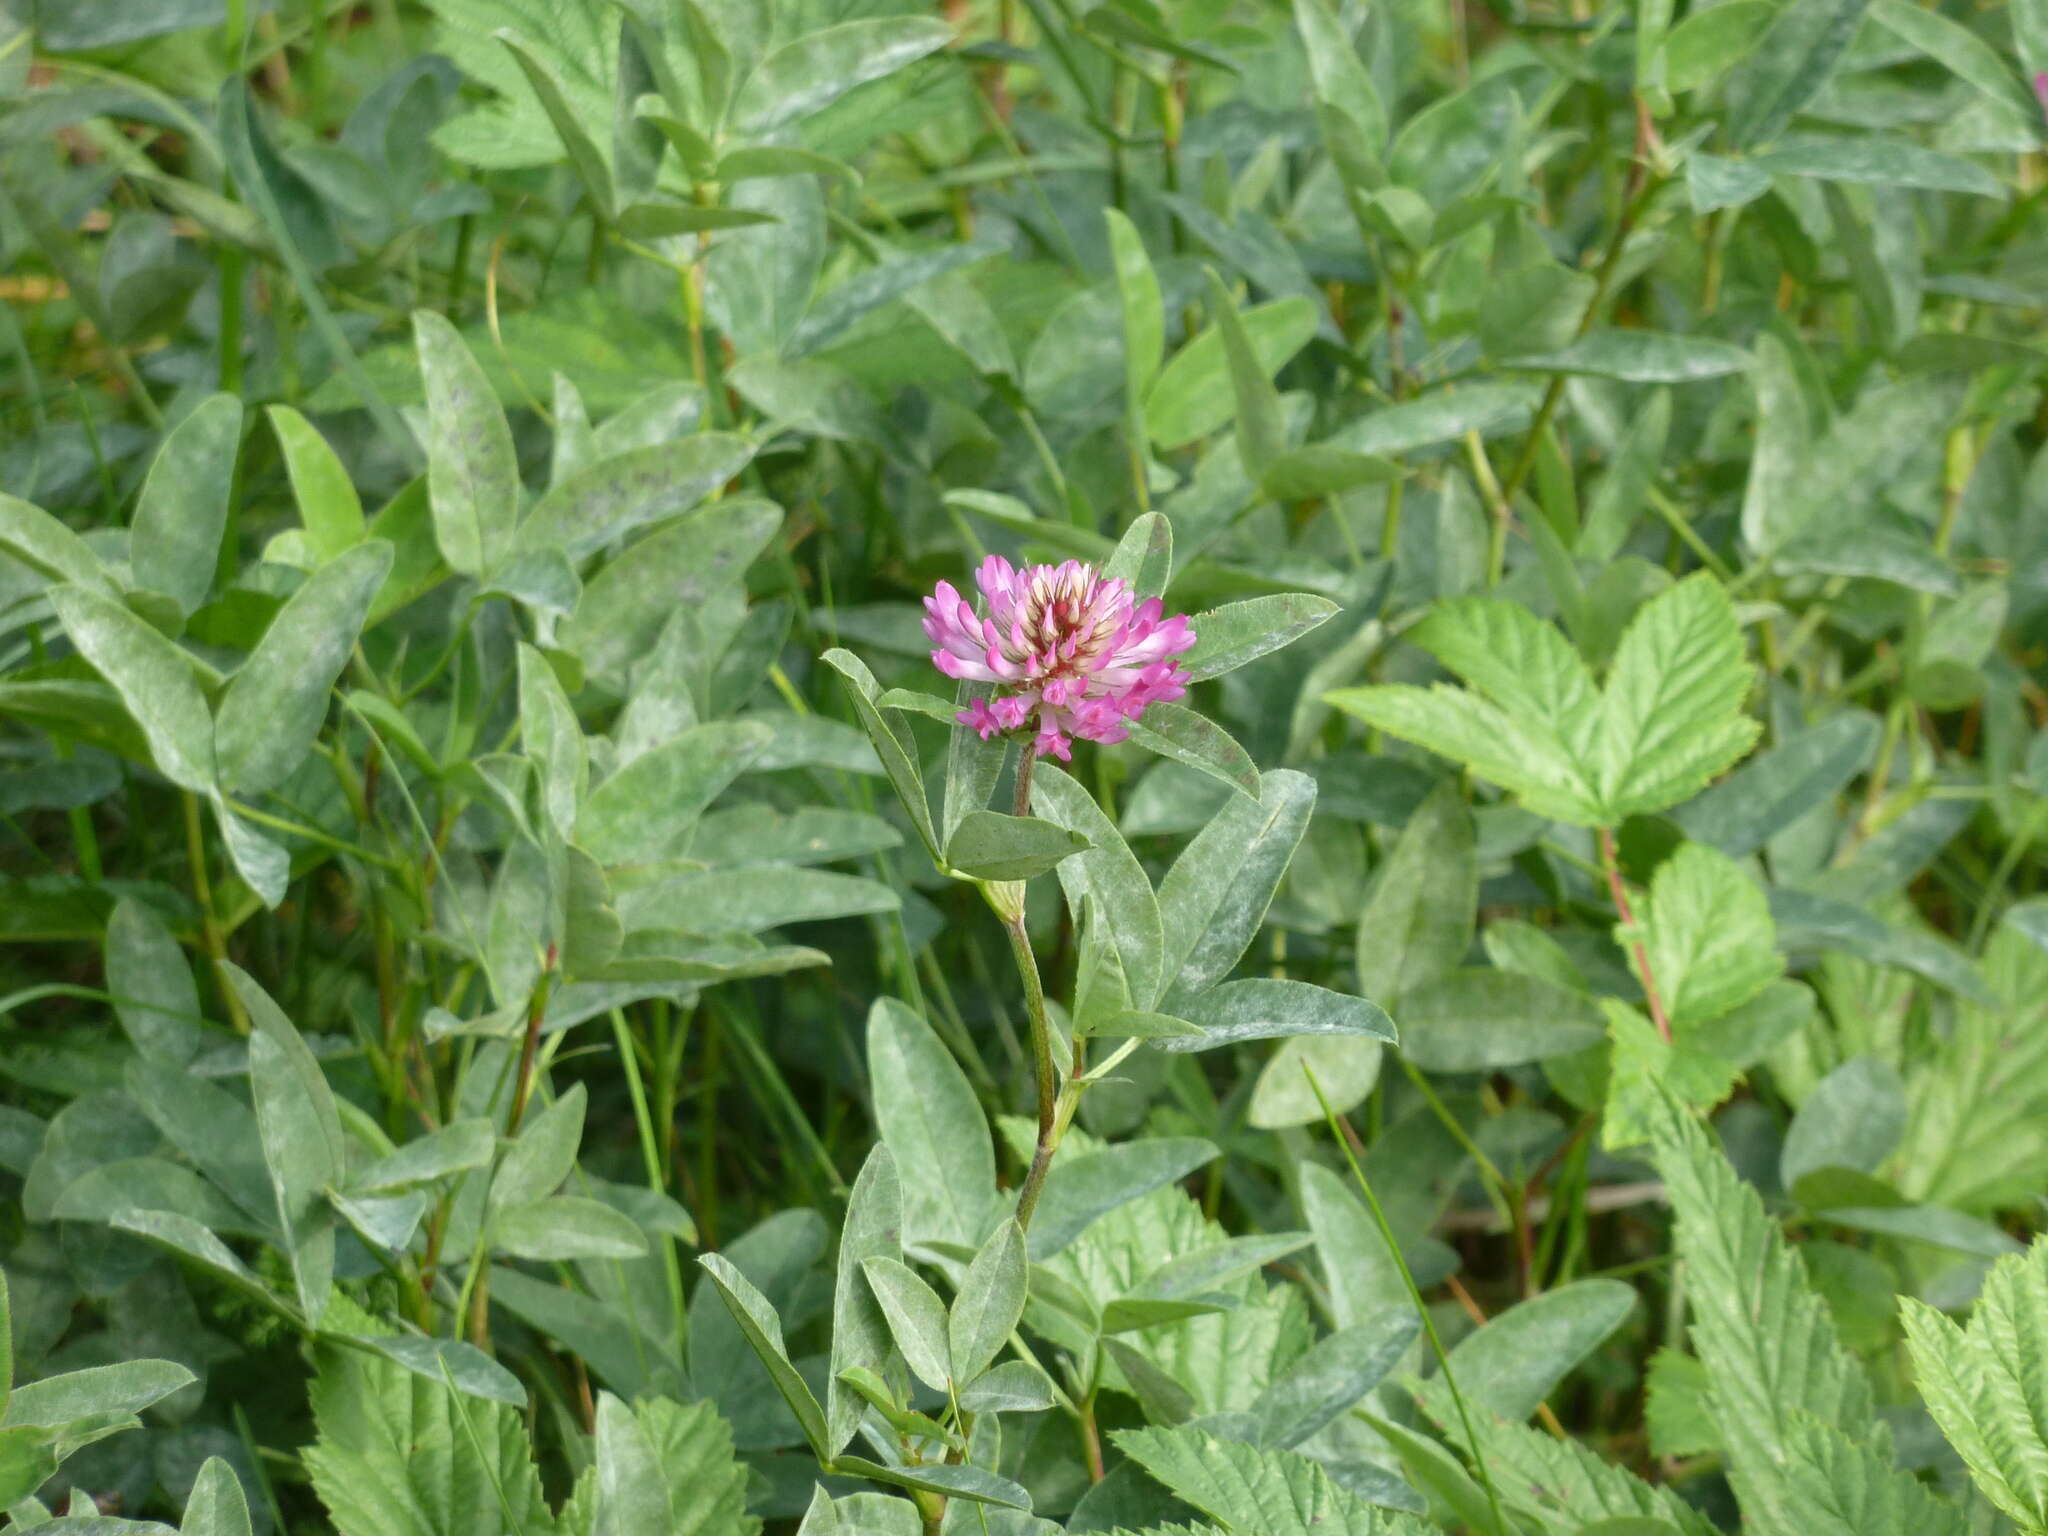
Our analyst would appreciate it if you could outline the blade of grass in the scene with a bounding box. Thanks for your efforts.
[1305,1061,1510,1536]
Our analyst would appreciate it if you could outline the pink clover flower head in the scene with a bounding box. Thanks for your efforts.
[922,555,1196,761]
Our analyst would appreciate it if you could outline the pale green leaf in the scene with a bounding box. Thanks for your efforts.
[414,309,517,577]
[1594,574,1761,819]
[132,395,242,616]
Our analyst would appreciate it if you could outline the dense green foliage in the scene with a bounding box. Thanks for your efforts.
[2,0,2047,1532]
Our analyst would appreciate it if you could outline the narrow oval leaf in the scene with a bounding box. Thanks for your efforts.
[1397,969,1606,1070]
[950,1218,1027,1382]
[215,541,392,794]
[132,395,243,616]
[517,434,755,560]
[945,810,1092,881]
[731,18,952,136]
[414,309,517,577]
[1156,978,1397,1053]
[860,1256,952,1390]
[1027,1137,1220,1259]
[1505,331,1753,382]
[1181,594,1341,683]
[267,406,364,562]
[48,586,215,791]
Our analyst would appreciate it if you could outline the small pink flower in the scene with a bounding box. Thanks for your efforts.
[922,556,1196,760]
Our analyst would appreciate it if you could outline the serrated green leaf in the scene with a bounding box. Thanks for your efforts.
[302,1296,557,1536]
[1901,1240,2048,1535]
[1634,842,1782,1027]
[1644,1086,1882,1534]
[1116,1424,1436,1536]
[1595,574,1761,819]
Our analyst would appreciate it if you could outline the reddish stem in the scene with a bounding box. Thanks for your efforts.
[1599,827,1673,1044]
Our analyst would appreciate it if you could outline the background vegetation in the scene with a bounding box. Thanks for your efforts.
[1,0,2046,1532]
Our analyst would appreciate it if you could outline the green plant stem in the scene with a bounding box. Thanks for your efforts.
[1599,826,1672,1043]
[611,1008,690,1367]
[218,247,245,396]
[506,966,555,1138]
[1078,1392,1106,1482]
[1495,161,1667,561]
[1006,910,1058,1230]
[182,791,249,1033]
[1000,747,1065,1231]
[1396,1055,1514,1230]
[1967,803,2044,952]
[1308,1067,1508,1536]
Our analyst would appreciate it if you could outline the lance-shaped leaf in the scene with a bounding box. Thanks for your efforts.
[216,541,392,794]
[860,1257,952,1391]
[1027,1137,1219,1260]
[0,493,116,593]
[268,405,365,563]
[1157,978,1396,1053]
[1105,208,1164,416]
[495,32,614,220]
[950,1218,1028,1383]
[697,1253,831,1461]
[1125,702,1260,800]
[828,1144,902,1454]
[48,586,214,791]
[1034,762,1165,1010]
[730,17,952,136]
[823,648,937,860]
[414,309,516,577]
[1205,269,1286,480]
[131,394,242,616]
[234,965,341,1324]
[1181,593,1341,682]
[1158,768,1316,1010]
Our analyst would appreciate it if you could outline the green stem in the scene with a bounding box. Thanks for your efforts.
[1967,804,2043,952]
[1378,475,1405,560]
[182,791,249,1033]
[1396,1055,1514,1230]
[611,1008,690,1368]
[1497,162,1666,527]
[218,247,245,396]
[1000,749,1066,1230]
[1308,1067,1509,1536]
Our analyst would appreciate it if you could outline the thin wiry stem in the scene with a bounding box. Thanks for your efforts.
[1308,1065,1510,1536]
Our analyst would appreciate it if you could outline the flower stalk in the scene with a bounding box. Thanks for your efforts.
[920,557,1198,1228]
